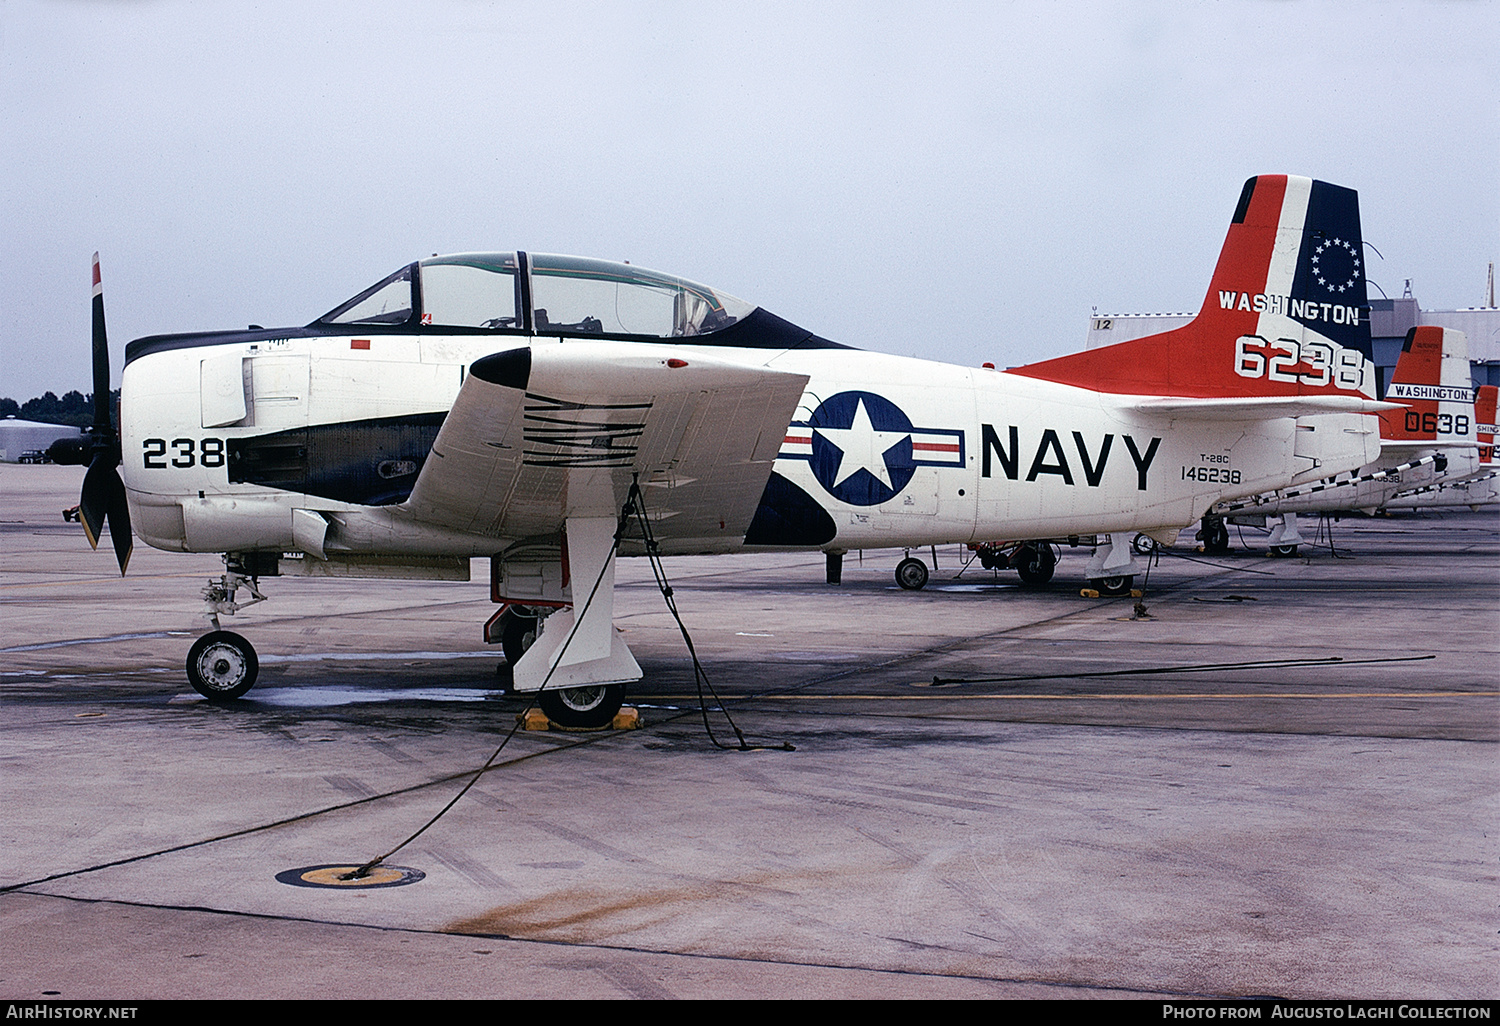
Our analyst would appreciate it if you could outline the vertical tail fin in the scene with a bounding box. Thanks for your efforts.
[1012,175,1377,399]
[1379,326,1476,444]
[1476,385,1497,469]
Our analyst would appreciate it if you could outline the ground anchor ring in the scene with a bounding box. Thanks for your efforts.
[275,864,425,889]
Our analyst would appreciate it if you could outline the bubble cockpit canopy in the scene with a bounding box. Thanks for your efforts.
[315,252,756,339]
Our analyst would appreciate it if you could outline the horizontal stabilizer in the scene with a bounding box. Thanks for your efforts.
[1132,395,1399,421]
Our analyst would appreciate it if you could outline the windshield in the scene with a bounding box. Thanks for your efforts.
[316,264,416,326]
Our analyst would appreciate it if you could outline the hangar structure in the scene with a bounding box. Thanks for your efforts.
[0,416,81,462]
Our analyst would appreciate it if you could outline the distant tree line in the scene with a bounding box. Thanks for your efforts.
[0,390,120,427]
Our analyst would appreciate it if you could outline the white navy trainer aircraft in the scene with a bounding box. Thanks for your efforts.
[1384,381,1498,511]
[51,174,1395,725]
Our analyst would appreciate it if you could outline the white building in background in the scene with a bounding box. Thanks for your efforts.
[0,417,80,462]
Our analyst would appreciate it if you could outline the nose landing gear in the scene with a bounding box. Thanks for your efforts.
[186,559,270,701]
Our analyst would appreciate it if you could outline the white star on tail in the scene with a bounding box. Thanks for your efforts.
[814,397,910,489]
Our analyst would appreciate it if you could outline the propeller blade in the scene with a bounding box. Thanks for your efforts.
[91,252,113,431]
[79,455,132,574]
[73,253,132,574]
[104,471,133,576]
[79,457,110,550]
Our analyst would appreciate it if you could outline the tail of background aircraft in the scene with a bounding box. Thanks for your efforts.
[1013,175,1377,401]
[1378,326,1476,446]
[1477,384,1497,471]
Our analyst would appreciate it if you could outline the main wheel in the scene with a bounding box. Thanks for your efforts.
[895,557,929,590]
[1269,543,1299,558]
[1091,575,1134,597]
[1013,544,1056,585]
[537,683,625,729]
[1201,519,1230,555]
[186,630,259,701]
[499,607,542,665]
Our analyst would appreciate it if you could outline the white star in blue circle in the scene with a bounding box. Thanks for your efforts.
[807,391,916,505]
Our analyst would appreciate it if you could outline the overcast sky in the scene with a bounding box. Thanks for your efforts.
[2,0,1496,400]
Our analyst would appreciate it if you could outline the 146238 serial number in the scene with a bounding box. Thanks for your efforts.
[1181,465,1241,484]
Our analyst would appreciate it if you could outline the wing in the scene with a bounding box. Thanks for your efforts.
[401,342,809,550]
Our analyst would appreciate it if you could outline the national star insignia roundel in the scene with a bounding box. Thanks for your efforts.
[808,390,916,505]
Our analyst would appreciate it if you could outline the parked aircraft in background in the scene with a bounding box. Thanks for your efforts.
[1382,383,1497,512]
[1205,325,1484,555]
[50,174,1392,725]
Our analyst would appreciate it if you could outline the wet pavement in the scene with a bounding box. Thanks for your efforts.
[2,464,1496,999]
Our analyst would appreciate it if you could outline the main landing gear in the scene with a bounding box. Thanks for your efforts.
[487,516,643,729]
[1012,543,1057,585]
[1197,515,1231,555]
[970,541,1057,585]
[1082,532,1142,596]
[1265,513,1303,557]
[489,604,626,729]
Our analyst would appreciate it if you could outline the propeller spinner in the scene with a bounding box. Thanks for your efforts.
[46,253,133,574]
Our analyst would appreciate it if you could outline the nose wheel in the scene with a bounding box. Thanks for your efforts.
[186,630,259,701]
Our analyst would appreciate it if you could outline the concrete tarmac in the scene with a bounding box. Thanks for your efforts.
[2,464,1496,999]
